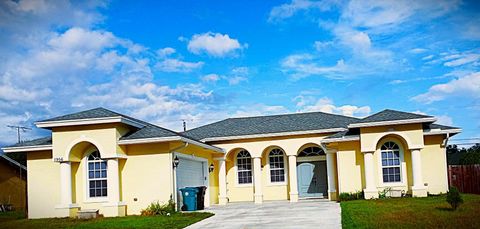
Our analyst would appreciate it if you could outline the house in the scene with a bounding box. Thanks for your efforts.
[1,108,461,219]
[0,153,27,211]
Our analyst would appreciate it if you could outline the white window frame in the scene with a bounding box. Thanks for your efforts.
[376,140,408,188]
[267,148,288,186]
[235,150,253,187]
[83,148,108,203]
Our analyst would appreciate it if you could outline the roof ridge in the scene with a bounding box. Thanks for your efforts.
[228,110,361,120]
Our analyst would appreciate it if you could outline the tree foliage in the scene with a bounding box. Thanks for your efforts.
[447,143,480,165]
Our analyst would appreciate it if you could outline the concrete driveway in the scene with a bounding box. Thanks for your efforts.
[186,199,341,229]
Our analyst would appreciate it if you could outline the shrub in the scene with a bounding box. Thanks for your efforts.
[339,191,364,201]
[141,199,176,216]
[446,187,463,210]
[378,187,392,199]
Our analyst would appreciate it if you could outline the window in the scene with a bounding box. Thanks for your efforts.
[381,142,401,183]
[236,150,252,184]
[298,146,324,157]
[87,151,107,197]
[269,149,285,183]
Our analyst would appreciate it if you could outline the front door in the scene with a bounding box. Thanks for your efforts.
[297,161,328,198]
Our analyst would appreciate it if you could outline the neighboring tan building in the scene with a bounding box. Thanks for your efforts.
[0,153,27,211]
[2,108,461,219]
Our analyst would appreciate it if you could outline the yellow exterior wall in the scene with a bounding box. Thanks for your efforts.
[335,141,363,193]
[0,159,26,211]
[422,135,448,194]
[26,151,60,219]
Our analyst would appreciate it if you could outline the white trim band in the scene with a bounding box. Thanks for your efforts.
[118,136,224,153]
[35,116,145,129]
[348,118,437,128]
[202,128,347,142]
[423,128,462,136]
[2,145,52,153]
[321,135,360,143]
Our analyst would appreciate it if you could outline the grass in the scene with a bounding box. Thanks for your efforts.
[0,211,213,229]
[341,194,480,228]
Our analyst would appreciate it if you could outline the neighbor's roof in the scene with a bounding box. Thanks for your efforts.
[184,112,360,141]
[8,136,52,148]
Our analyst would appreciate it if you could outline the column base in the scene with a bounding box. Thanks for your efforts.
[328,191,337,201]
[363,189,379,199]
[55,204,80,218]
[219,195,228,205]
[289,192,298,202]
[412,186,428,197]
[254,194,263,204]
[102,202,127,217]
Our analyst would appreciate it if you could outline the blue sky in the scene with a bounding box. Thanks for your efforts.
[0,0,479,146]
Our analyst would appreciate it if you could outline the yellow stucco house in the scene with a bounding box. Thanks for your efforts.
[2,108,461,219]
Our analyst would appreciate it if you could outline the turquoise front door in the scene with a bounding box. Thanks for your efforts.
[297,161,328,198]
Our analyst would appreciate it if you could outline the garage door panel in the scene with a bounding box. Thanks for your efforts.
[176,158,206,189]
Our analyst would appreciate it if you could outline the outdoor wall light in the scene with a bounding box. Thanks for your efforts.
[209,163,214,173]
[173,156,180,168]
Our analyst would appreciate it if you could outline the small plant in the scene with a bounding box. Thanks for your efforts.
[339,191,364,201]
[378,187,392,199]
[446,187,463,210]
[140,198,176,216]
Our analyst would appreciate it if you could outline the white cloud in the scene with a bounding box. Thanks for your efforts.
[281,54,348,79]
[156,47,176,58]
[412,72,480,104]
[443,53,480,67]
[295,96,371,117]
[314,40,334,51]
[201,74,221,83]
[187,32,245,57]
[268,0,338,22]
[342,0,460,29]
[409,48,428,54]
[155,58,204,73]
[436,115,454,126]
[422,55,434,61]
[233,104,290,118]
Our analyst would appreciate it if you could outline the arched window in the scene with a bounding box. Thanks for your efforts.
[381,142,401,183]
[236,150,252,184]
[87,151,107,197]
[269,148,285,183]
[298,146,324,157]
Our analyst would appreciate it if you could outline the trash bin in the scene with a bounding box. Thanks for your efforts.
[196,186,207,210]
[179,187,198,211]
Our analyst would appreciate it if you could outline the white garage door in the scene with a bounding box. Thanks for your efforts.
[176,158,206,190]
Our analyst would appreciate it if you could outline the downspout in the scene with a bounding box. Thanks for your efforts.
[170,142,189,211]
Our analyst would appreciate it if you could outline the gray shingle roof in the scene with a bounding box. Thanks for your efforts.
[184,112,360,141]
[9,136,52,147]
[426,123,460,130]
[40,107,122,122]
[352,109,433,124]
[324,129,360,139]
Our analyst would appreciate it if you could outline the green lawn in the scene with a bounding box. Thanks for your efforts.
[341,194,480,228]
[0,211,213,229]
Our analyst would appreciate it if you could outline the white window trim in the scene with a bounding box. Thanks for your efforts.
[267,149,288,186]
[174,152,210,208]
[234,150,253,187]
[376,140,408,188]
[83,148,108,203]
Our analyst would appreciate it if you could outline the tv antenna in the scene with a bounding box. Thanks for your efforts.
[7,125,31,143]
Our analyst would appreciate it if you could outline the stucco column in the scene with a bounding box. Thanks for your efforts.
[326,151,338,201]
[218,158,228,205]
[59,162,72,206]
[103,158,126,217]
[107,158,120,203]
[411,148,427,197]
[288,155,298,202]
[253,156,263,204]
[363,151,379,199]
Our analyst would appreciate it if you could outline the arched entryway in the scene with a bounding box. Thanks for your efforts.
[296,145,328,198]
